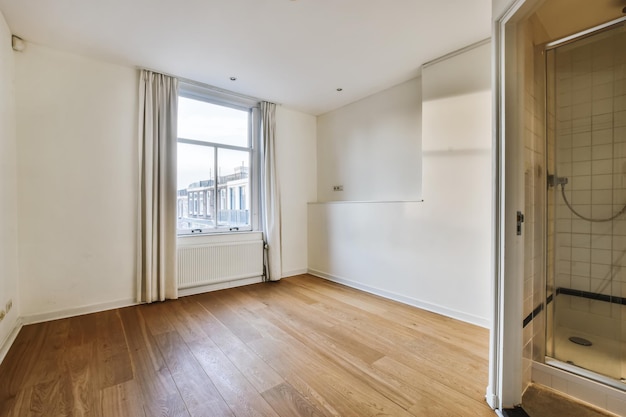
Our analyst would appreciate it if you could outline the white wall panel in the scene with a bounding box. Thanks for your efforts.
[15,44,138,317]
[0,10,21,357]
[275,106,317,277]
[316,78,422,202]
[309,42,492,326]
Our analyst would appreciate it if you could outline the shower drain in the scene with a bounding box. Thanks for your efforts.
[569,336,592,346]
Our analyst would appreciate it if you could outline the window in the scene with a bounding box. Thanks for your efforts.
[177,85,259,235]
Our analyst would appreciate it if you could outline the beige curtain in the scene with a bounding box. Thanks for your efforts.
[137,70,178,302]
[261,102,282,281]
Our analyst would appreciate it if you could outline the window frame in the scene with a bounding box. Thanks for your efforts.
[177,83,260,236]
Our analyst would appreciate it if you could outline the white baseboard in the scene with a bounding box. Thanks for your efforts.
[22,298,138,325]
[3,298,137,365]
[178,276,265,297]
[2,275,267,365]
[0,317,23,365]
[308,268,490,329]
[485,386,498,410]
[281,269,308,278]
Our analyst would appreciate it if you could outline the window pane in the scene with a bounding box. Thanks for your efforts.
[177,143,215,232]
[178,97,249,147]
[217,148,250,229]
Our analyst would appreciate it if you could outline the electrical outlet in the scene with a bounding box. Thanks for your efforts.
[5,299,12,313]
[0,310,5,322]
[333,185,343,191]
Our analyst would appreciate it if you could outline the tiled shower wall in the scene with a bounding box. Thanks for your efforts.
[553,27,626,344]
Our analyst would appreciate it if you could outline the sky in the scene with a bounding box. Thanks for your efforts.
[177,97,250,190]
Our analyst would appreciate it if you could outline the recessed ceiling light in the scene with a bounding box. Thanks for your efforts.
[336,88,343,92]
[230,76,237,81]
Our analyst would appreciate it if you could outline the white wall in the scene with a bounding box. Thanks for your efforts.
[15,43,138,319]
[308,42,492,327]
[317,78,421,202]
[11,41,316,319]
[275,106,317,277]
[0,11,20,355]
[493,0,517,20]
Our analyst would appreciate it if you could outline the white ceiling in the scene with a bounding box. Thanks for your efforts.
[0,0,491,115]
[535,0,624,42]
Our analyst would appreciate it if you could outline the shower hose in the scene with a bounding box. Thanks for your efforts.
[561,183,626,222]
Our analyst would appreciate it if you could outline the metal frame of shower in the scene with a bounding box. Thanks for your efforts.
[545,16,626,51]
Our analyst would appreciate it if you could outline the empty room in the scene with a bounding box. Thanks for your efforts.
[2,0,626,416]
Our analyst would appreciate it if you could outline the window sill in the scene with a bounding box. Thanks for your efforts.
[177,230,262,246]
[308,200,424,205]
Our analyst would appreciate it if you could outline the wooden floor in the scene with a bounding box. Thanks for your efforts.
[0,274,494,417]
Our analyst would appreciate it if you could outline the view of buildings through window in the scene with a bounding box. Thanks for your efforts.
[177,95,252,234]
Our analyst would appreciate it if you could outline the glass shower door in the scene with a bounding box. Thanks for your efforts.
[546,22,626,383]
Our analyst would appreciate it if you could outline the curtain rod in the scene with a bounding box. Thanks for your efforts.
[139,67,275,105]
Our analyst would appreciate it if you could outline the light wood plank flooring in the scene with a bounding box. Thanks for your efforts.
[0,274,494,417]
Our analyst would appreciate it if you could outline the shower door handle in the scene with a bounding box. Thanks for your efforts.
[516,211,524,236]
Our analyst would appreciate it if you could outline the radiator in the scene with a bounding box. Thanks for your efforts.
[177,239,264,289]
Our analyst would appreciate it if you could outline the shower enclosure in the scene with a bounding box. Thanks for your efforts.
[546,18,626,388]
